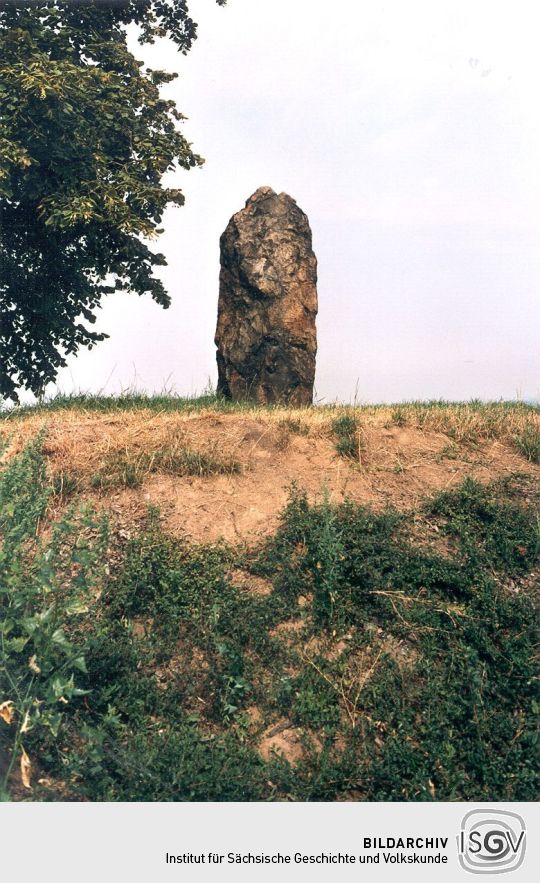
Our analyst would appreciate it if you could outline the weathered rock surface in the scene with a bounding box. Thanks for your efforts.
[215,186,318,405]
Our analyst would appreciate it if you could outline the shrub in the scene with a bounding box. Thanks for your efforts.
[0,436,107,798]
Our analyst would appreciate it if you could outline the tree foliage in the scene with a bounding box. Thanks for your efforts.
[0,1,226,400]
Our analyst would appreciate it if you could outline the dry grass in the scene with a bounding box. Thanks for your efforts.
[0,398,538,543]
[385,401,540,446]
[2,397,538,441]
[0,413,244,489]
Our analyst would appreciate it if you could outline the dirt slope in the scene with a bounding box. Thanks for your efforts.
[1,405,538,544]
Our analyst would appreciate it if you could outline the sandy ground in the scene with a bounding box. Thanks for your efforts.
[1,408,538,545]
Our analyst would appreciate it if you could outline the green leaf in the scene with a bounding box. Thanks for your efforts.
[6,636,29,653]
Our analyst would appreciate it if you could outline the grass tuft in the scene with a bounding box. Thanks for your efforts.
[514,424,540,464]
[90,445,241,490]
[332,414,360,460]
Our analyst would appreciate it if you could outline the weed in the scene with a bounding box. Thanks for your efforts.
[435,443,460,463]
[303,491,345,628]
[424,476,540,572]
[278,418,309,436]
[391,407,408,427]
[289,665,341,731]
[332,414,360,460]
[0,437,107,799]
[514,424,540,463]
[51,470,81,499]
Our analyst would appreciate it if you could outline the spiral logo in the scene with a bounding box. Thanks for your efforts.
[482,829,510,861]
[458,810,526,874]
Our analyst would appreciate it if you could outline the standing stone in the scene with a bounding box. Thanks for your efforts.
[215,186,318,405]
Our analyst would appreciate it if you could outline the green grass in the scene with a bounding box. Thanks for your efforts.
[1,391,538,419]
[1,436,539,802]
[0,389,314,420]
[332,414,360,460]
[0,391,222,419]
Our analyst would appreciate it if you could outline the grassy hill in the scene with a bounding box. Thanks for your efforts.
[0,396,539,801]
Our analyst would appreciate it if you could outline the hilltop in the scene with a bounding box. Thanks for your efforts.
[1,395,539,544]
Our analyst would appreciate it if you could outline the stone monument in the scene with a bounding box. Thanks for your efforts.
[215,186,318,405]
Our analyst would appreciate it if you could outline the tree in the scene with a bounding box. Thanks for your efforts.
[0,1,226,401]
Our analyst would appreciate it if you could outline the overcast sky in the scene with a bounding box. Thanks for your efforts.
[50,0,540,404]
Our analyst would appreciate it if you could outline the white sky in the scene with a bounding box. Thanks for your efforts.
[50,0,540,403]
